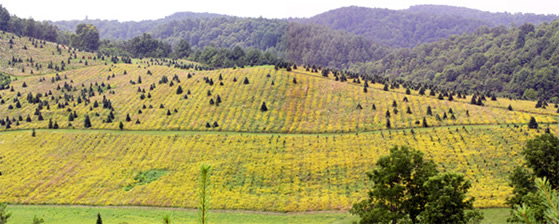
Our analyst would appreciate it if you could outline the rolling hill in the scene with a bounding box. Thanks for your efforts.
[354,19,559,100]
[0,31,104,77]
[0,30,558,213]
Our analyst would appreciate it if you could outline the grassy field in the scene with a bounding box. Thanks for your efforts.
[0,125,553,211]
[5,205,509,224]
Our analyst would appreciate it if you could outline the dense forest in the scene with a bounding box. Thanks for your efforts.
[352,21,559,100]
[52,6,558,49]
[303,6,489,48]
[407,5,558,26]
[52,12,225,40]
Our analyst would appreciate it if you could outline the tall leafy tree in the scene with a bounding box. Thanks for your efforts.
[421,173,483,223]
[350,146,438,223]
[71,24,100,51]
[173,39,192,59]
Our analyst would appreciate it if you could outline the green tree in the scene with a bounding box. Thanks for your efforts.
[96,212,102,224]
[0,203,11,224]
[174,39,192,59]
[350,146,438,223]
[0,5,9,31]
[199,164,211,224]
[524,134,559,189]
[512,177,559,224]
[507,134,559,222]
[71,24,100,51]
[420,172,483,223]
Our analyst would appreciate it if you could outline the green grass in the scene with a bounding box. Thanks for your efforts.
[4,205,508,224]
[5,205,358,224]
[124,169,169,191]
[481,208,510,224]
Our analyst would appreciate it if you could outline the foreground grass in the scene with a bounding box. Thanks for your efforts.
[6,205,508,224]
[7,205,358,224]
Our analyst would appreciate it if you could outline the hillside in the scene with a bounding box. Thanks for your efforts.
[0,28,559,214]
[353,20,559,100]
[0,31,105,77]
[406,5,558,26]
[52,12,226,40]
[304,6,491,48]
[0,124,554,211]
[0,63,555,133]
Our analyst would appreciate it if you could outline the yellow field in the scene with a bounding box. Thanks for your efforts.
[0,125,551,211]
[0,64,555,133]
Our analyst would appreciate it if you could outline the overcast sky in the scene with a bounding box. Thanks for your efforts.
[2,0,558,22]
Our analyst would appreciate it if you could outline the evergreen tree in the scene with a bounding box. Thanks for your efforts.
[84,115,92,128]
[423,117,429,127]
[508,104,513,111]
[97,212,102,224]
[260,102,268,112]
[119,122,124,130]
[528,117,538,129]
[427,106,432,116]
[293,77,297,84]
[176,86,183,94]
[126,114,131,122]
[243,77,249,84]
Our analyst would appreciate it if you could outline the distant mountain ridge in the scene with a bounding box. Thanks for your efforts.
[305,6,558,48]
[52,11,228,40]
[406,5,558,26]
[51,5,559,50]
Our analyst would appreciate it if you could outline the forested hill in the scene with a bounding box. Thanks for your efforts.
[406,5,558,27]
[52,12,226,40]
[352,21,559,101]
[304,6,558,48]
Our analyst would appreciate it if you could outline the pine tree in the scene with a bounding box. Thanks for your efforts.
[423,117,429,127]
[406,88,411,95]
[528,117,538,129]
[356,104,363,109]
[427,106,433,116]
[97,213,103,224]
[126,114,131,122]
[32,128,36,137]
[176,86,183,94]
[508,104,513,111]
[260,102,268,112]
[119,122,124,130]
[84,115,92,128]
[243,77,249,84]
[167,110,171,116]
[406,106,412,114]
[293,77,297,84]
[386,119,391,129]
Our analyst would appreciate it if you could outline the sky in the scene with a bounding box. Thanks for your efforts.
[1,0,558,22]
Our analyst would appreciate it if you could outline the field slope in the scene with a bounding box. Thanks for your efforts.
[0,38,558,213]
